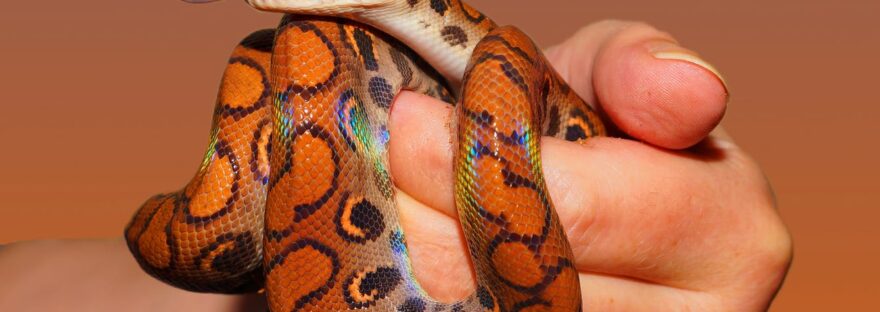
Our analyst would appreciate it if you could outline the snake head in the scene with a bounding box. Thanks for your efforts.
[245,0,397,14]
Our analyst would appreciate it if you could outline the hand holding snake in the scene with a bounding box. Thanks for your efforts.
[117,1,790,311]
[0,4,792,311]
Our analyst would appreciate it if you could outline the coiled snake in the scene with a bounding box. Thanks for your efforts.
[125,0,605,310]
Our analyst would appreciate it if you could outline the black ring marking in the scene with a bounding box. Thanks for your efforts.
[219,57,270,121]
[334,192,386,244]
[274,17,342,102]
[342,266,402,308]
[353,28,379,71]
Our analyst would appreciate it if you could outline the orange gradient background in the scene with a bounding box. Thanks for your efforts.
[0,0,877,310]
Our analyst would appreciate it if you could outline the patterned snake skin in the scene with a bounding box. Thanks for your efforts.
[125,0,606,311]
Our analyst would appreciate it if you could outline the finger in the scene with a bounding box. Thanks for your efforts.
[395,190,476,301]
[389,92,457,212]
[578,273,718,311]
[390,93,775,287]
[396,185,717,309]
[543,20,628,106]
[546,21,729,149]
[398,189,720,310]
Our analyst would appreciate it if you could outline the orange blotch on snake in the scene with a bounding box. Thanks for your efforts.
[220,62,265,108]
[138,198,176,269]
[273,27,336,87]
[266,245,335,312]
[290,134,335,202]
[189,155,235,218]
[491,242,544,288]
[266,134,334,230]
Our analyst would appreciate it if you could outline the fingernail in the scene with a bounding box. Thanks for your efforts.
[648,40,729,93]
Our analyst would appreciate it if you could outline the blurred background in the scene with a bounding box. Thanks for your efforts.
[0,0,876,310]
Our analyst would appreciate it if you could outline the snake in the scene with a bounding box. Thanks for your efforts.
[124,0,606,311]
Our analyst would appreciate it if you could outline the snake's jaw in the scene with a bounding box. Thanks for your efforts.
[246,0,396,14]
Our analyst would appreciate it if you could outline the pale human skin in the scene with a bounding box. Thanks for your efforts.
[0,21,791,311]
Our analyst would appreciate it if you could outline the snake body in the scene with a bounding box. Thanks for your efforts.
[125,0,605,310]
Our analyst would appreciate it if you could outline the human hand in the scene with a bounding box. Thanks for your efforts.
[391,21,791,311]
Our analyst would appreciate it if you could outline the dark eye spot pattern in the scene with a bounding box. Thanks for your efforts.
[343,266,402,308]
[336,193,386,244]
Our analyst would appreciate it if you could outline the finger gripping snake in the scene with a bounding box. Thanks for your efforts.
[124,0,605,311]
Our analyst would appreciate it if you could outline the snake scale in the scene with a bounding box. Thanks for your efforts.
[125,0,606,311]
